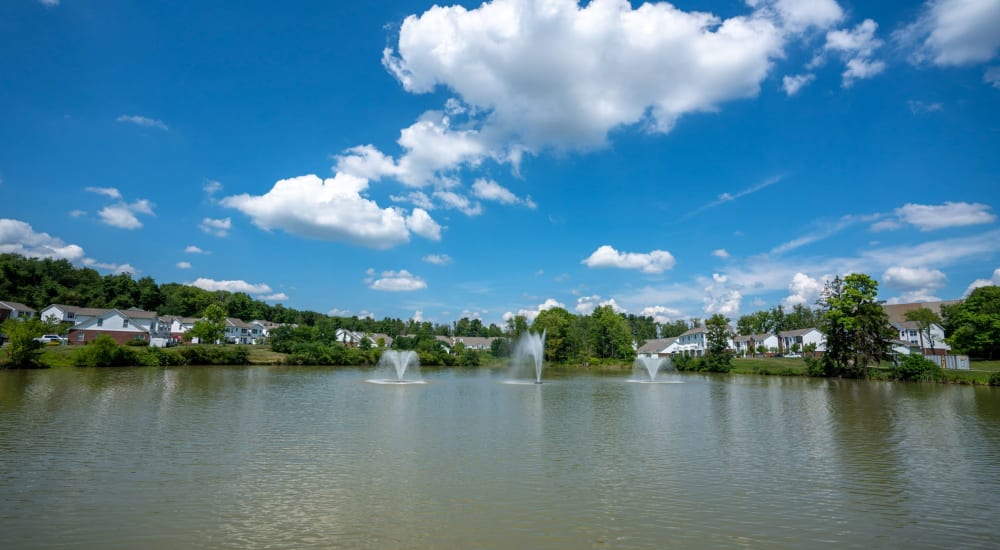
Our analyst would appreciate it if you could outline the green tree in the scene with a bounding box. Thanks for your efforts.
[703,314,733,372]
[589,305,635,361]
[904,307,943,352]
[1,318,47,368]
[532,307,576,362]
[818,274,893,377]
[189,303,227,344]
[944,285,1000,359]
[737,310,774,335]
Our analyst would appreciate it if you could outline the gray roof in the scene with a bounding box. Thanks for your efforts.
[778,328,821,337]
[678,326,707,337]
[47,304,111,317]
[0,300,35,312]
[637,337,677,354]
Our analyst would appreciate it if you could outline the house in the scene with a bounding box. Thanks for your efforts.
[68,308,171,347]
[450,336,495,351]
[38,304,110,326]
[883,300,961,325]
[733,333,780,356]
[675,326,735,356]
[163,316,200,341]
[778,328,826,354]
[225,318,261,345]
[888,339,915,358]
[368,333,394,348]
[890,321,950,355]
[335,328,365,347]
[252,320,282,339]
[0,300,35,322]
[637,337,678,358]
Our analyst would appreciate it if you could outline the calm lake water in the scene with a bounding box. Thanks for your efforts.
[1,366,999,549]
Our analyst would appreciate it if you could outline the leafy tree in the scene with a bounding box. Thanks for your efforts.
[1,318,47,368]
[532,307,576,362]
[189,304,227,344]
[818,274,893,377]
[660,319,690,338]
[944,285,1000,359]
[589,305,635,361]
[490,337,512,357]
[737,310,774,335]
[505,315,529,338]
[703,314,733,372]
[904,307,943,352]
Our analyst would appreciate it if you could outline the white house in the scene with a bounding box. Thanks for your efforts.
[675,326,736,356]
[68,308,171,347]
[890,321,950,355]
[778,328,827,354]
[225,318,263,345]
[38,304,110,326]
[733,333,780,356]
[0,300,35,322]
[637,337,679,358]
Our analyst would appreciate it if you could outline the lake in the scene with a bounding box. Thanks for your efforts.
[1,366,998,549]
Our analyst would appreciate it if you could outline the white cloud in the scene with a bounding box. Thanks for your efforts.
[712,248,731,259]
[69,209,87,218]
[704,289,743,317]
[189,278,273,294]
[85,186,122,200]
[176,261,192,269]
[684,176,782,219]
[199,217,232,237]
[964,267,1000,295]
[574,295,624,315]
[896,0,1000,66]
[260,293,288,301]
[986,66,1000,88]
[639,305,683,324]
[772,213,877,254]
[39,0,60,7]
[749,0,844,33]
[390,191,435,210]
[824,19,885,86]
[358,310,375,320]
[782,73,815,95]
[908,100,944,114]
[411,310,424,322]
[423,254,453,265]
[405,208,443,241]
[328,308,352,317]
[116,115,168,131]
[221,174,441,249]
[503,298,565,322]
[433,190,482,216]
[0,218,85,262]
[885,290,943,304]
[882,266,948,290]
[582,245,676,274]
[894,201,996,230]
[367,269,427,292]
[471,178,535,208]
[383,0,786,157]
[81,258,137,275]
[782,272,826,307]
[185,245,209,254]
[203,180,223,195]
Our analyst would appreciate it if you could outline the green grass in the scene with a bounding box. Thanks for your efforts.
[731,357,809,376]
[968,360,1000,373]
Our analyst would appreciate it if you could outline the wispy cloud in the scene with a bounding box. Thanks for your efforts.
[199,217,232,237]
[681,176,783,220]
[116,115,168,130]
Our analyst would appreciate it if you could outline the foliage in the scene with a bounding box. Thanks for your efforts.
[818,274,893,378]
[532,307,577,362]
[589,305,635,362]
[989,372,1000,386]
[74,335,138,367]
[737,304,821,335]
[175,345,250,366]
[672,354,698,372]
[491,337,512,357]
[703,314,733,372]
[904,307,943,351]
[804,356,826,377]
[188,304,227,344]
[893,354,942,382]
[943,286,1000,359]
[1,318,47,368]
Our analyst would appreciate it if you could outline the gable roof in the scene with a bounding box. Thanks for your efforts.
[0,300,35,313]
[883,300,961,324]
[45,304,111,317]
[679,326,707,337]
[778,328,822,338]
[637,337,677,354]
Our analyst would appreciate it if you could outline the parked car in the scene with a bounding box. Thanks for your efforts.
[35,334,68,345]
[785,353,802,358]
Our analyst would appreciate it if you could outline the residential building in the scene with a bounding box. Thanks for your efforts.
[38,304,110,326]
[733,333,780,356]
[890,321,950,355]
[778,328,826,354]
[636,337,678,358]
[68,308,171,346]
[0,300,35,322]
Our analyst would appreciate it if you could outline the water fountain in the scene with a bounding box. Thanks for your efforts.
[367,350,425,384]
[505,330,546,384]
[628,355,683,384]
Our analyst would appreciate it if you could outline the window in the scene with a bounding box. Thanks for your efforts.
[908,330,917,337]
[123,319,129,328]
[96,318,103,327]
[77,333,84,342]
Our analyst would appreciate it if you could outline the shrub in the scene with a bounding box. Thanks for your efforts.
[125,338,149,347]
[894,355,942,382]
[177,345,250,365]
[988,372,1000,387]
[804,356,826,377]
[74,335,138,367]
[673,354,700,372]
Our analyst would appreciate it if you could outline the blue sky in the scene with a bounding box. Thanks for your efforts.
[2,0,999,326]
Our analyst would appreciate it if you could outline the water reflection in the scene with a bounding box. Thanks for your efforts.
[0,367,998,549]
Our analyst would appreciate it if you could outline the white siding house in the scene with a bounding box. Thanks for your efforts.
[0,301,35,322]
[38,304,109,326]
[68,308,171,346]
[637,337,679,358]
[890,322,950,354]
[778,328,826,353]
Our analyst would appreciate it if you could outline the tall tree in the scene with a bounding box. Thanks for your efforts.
[703,314,733,372]
[589,305,635,361]
[818,274,893,377]
[944,286,1000,359]
[532,307,576,362]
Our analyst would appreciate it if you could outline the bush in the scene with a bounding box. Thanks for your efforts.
[988,372,1000,387]
[177,345,250,366]
[673,354,699,372]
[894,355,942,382]
[74,335,139,367]
[125,338,149,347]
[804,356,826,377]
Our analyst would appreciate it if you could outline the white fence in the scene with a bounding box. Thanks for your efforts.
[923,354,970,370]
